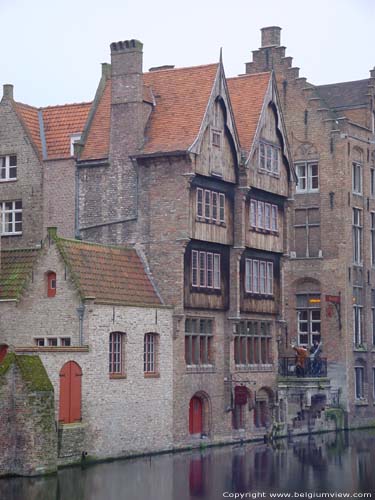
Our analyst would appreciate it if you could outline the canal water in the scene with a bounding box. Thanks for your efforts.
[1,430,375,500]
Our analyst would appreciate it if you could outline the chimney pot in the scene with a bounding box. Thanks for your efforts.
[261,26,281,48]
[110,39,143,54]
[3,84,14,100]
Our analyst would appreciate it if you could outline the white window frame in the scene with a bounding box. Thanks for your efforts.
[245,259,273,296]
[352,161,362,195]
[353,208,362,265]
[0,155,17,182]
[204,190,211,221]
[1,200,22,235]
[296,294,321,346]
[250,199,278,233]
[371,213,375,267]
[355,366,365,400]
[196,188,225,225]
[192,250,221,290]
[219,193,225,223]
[295,161,319,193]
[70,133,81,156]
[245,259,252,292]
[259,141,280,174]
[265,203,271,230]
[250,200,257,228]
[196,188,203,218]
[371,168,375,198]
[211,129,221,148]
[271,205,278,232]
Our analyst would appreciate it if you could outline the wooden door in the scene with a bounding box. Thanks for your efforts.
[0,345,8,363]
[189,396,203,434]
[59,361,82,423]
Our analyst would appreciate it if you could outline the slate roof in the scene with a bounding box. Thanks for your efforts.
[0,239,162,307]
[227,72,271,154]
[14,101,91,159]
[80,63,219,160]
[315,79,370,110]
[0,248,40,300]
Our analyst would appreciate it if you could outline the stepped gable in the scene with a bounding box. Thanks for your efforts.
[0,248,40,300]
[56,238,162,307]
[315,79,370,110]
[142,63,218,154]
[227,72,271,154]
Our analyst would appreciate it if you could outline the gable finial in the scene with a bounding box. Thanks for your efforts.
[219,47,223,65]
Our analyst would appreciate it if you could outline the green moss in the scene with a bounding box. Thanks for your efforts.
[0,352,16,377]
[325,408,345,429]
[15,355,54,392]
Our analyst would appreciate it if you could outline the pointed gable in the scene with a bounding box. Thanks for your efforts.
[13,102,43,158]
[56,238,162,306]
[142,63,218,154]
[227,72,271,154]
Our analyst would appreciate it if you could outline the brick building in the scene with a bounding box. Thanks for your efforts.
[246,26,375,427]
[0,229,173,474]
[75,40,295,444]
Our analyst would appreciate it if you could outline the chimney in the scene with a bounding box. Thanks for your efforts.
[110,39,143,105]
[2,84,14,100]
[261,26,281,48]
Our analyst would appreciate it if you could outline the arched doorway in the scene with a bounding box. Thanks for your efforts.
[59,361,82,424]
[254,387,274,429]
[189,396,203,434]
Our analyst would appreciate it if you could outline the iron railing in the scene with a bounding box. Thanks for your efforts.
[278,357,327,378]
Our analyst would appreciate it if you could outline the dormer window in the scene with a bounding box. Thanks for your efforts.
[70,134,81,156]
[47,272,57,297]
[211,129,221,148]
[259,142,279,174]
[0,155,17,181]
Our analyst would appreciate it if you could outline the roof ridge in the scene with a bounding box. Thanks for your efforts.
[57,236,136,252]
[144,62,218,75]
[316,78,370,88]
[227,71,271,81]
[41,101,92,110]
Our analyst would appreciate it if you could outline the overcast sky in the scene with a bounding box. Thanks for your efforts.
[0,0,374,107]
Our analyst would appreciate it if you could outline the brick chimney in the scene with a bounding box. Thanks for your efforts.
[2,84,14,100]
[110,39,143,105]
[261,26,281,48]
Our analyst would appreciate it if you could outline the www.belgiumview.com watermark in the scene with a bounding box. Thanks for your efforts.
[222,493,372,499]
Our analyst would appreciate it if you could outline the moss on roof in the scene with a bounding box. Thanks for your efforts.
[0,247,40,300]
[0,353,53,392]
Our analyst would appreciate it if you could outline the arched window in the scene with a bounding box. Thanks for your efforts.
[144,333,158,374]
[59,361,82,424]
[47,271,56,297]
[109,332,125,376]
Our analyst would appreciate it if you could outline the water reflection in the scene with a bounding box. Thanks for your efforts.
[1,430,375,500]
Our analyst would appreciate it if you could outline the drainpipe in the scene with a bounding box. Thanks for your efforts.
[77,304,85,346]
[75,167,81,239]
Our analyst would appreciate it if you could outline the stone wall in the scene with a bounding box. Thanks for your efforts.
[0,353,57,477]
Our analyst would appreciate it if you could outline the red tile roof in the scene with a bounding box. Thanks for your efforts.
[57,238,161,306]
[227,72,271,154]
[142,64,218,154]
[42,103,91,159]
[80,63,218,160]
[80,80,111,161]
[14,101,91,160]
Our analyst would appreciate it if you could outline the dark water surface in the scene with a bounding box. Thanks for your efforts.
[1,430,375,500]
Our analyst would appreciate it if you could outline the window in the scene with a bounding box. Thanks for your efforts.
[144,333,158,374]
[372,290,375,347]
[352,162,362,195]
[355,366,365,400]
[353,208,362,265]
[371,213,375,267]
[47,271,56,297]
[196,188,225,225]
[47,338,58,347]
[60,338,71,347]
[0,155,17,181]
[35,338,45,346]
[245,258,273,296]
[353,286,363,347]
[109,332,125,375]
[185,318,213,366]
[259,142,279,174]
[294,208,320,258]
[296,294,321,346]
[192,250,221,290]
[371,168,375,198]
[295,162,319,193]
[70,133,81,156]
[211,130,221,148]
[0,200,22,235]
[250,199,278,233]
[234,321,272,365]
[34,337,71,347]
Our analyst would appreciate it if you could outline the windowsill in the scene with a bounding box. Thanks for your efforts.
[195,217,226,228]
[109,373,127,379]
[353,345,368,352]
[191,287,222,295]
[1,233,23,237]
[352,192,363,196]
[186,364,216,373]
[290,256,323,260]
[244,293,274,300]
[355,399,368,406]
[235,363,273,372]
[144,372,160,378]
[0,179,17,183]
[258,168,280,179]
[295,190,319,195]
[249,228,279,236]
[15,346,89,353]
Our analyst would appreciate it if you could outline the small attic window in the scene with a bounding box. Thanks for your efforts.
[212,130,221,148]
[70,133,81,156]
[47,271,57,297]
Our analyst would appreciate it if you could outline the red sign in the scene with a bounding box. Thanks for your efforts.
[325,295,340,304]
[234,386,248,405]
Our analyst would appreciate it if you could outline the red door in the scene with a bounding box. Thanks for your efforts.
[0,345,8,363]
[59,361,82,423]
[189,396,203,434]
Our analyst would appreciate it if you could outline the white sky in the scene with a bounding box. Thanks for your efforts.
[0,0,374,107]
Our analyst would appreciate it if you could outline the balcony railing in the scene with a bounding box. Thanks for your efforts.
[278,357,327,378]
